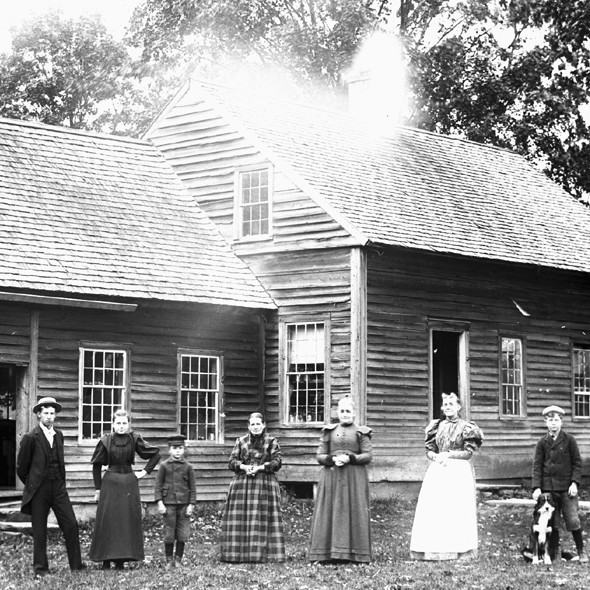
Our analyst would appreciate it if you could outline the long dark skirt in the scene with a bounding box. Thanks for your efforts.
[220,472,285,562]
[309,464,371,562]
[89,471,144,562]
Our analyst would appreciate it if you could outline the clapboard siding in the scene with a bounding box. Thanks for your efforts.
[149,96,356,252]
[232,248,354,480]
[3,300,267,501]
[366,248,590,482]
[0,305,30,365]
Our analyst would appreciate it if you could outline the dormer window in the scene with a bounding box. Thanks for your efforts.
[235,167,272,239]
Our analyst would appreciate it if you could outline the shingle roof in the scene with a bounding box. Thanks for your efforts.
[192,80,590,274]
[0,117,274,308]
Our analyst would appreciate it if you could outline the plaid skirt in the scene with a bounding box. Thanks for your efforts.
[220,472,285,562]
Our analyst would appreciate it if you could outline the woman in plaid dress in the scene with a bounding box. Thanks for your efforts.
[220,413,285,562]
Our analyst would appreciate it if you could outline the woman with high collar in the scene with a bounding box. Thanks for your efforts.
[410,392,484,560]
[309,396,373,563]
[89,409,160,569]
[220,412,285,563]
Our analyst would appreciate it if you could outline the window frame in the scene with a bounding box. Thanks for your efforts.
[177,348,225,444]
[233,165,273,241]
[572,344,590,420]
[78,342,130,444]
[279,317,330,427]
[498,334,527,419]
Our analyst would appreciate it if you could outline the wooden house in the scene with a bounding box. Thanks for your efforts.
[145,80,590,493]
[0,118,275,503]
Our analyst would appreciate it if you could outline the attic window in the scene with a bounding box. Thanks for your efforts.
[235,167,272,239]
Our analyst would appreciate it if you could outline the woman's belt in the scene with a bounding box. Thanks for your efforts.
[107,465,133,474]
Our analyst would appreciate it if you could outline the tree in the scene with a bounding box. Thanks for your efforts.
[129,0,590,202]
[128,0,388,92]
[0,12,133,132]
[398,0,590,202]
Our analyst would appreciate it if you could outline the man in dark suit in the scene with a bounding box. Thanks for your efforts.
[17,396,85,577]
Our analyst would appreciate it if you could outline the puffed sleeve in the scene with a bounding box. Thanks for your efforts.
[228,438,243,473]
[263,436,282,473]
[462,422,484,454]
[424,419,440,453]
[134,434,161,474]
[90,439,108,490]
[349,426,373,465]
[316,428,335,467]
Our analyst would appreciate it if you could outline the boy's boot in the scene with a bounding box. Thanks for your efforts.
[175,541,185,567]
[550,529,560,562]
[165,542,175,569]
[573,529,588,563]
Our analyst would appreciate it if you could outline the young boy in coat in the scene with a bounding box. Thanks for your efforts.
[532,405,587,563]
[155,434,196,568]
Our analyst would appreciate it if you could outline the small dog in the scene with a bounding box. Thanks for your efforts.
[528,493,556,565]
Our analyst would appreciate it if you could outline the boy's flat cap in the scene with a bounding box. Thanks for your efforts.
[542,405,565,416]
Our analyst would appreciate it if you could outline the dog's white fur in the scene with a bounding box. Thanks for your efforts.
[531,494,555,565]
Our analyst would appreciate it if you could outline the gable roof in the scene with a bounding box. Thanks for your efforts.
[167,80,590,275]
[0,117,274,309]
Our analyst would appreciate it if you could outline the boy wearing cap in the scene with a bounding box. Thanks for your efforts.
[532,405,587,563]
[155,434,196,568]
[17,397,85,578]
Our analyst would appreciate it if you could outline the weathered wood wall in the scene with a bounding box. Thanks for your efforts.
[2,301,266,502]
[148,84,590,489]
[240,248,354,483]
[366,248,590,484]
[147,93,357,253]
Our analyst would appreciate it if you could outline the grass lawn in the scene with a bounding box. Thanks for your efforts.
[0,496,588,590]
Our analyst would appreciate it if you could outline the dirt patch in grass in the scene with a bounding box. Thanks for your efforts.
[0,496,588,590]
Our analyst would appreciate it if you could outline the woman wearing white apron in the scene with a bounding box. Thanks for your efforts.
[410,392,483,560]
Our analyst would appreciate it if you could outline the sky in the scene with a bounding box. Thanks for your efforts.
[0,0,143,52]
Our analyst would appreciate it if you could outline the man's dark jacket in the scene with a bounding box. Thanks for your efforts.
[17,425,67,515]
[532,430,582,492]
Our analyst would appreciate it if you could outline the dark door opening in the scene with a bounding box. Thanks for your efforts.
[0,365,23,489]
[431,331,460,420]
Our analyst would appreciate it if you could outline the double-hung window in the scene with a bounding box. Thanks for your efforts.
[179,351,223,442]
[235,168,271,239]
[79,346,128,440]
[573,346,590,418]
[282,321,327,424]
[500,336,525,417]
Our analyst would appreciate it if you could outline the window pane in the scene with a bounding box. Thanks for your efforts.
[501,338,523,416]
[179,354,221,442]
[79,348,127,439]
[286,323,325,423]
[573,348,590,418]
[239,169,270,237]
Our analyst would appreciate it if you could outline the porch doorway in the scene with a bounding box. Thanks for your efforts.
[430,328,469,420]
[0,364,25,489]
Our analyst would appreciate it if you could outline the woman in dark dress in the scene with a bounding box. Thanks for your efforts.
[89,409,160,569]
[220,412,285,563]
[309,396,373,563]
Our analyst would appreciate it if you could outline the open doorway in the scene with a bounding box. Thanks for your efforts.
[430,329,469,420]
[0,365,25,489]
